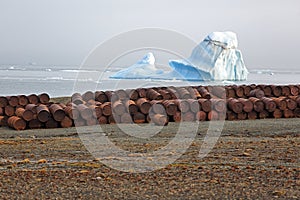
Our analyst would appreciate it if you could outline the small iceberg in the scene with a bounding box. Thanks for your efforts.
[110,53,164,79]
[110,31,248,81]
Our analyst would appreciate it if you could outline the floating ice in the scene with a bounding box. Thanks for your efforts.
[110,31,248,81]
[169,31,248,81]
[110,53,164,79]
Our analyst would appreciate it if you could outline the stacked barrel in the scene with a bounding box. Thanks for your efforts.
[225,84,300,120]
[0,93,73,130]
[0,84,300,130]
[70,86,226,126]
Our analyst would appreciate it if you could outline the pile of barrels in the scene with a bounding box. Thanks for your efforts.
[0,93,73,130]
[0,84,300,130]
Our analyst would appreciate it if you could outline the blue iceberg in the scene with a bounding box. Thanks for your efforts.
[110,53,165,79]
[110,31,248,81]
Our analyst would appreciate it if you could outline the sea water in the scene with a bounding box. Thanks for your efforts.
[0,64,299,97]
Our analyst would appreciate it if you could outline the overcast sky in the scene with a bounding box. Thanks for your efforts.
[0,0,299,69]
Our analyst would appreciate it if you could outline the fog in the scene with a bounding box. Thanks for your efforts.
[0,0,299,70]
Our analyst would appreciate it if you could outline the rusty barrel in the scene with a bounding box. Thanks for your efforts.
[259,110,269,119]
[196,111,207,121]
[49,104,66,122]
[237,112,247,120]
[286,98,297,110]
[187,87,201,99]
[4,105,15,117]
[211,99,226,113]
[197,86,211,99]
[226,87,236,98]
[232,85,244,98]
[104,91,113,102]
[208,86,226,99]
[227,98,243,114]
[28,119,43,129]
[25,104,38,114]
[82,91,94,102]
[281,86,291,96]
[27,94,39,104]
[95,91,108,103]
[249,97,264,112]
[60,116,73,128]
[114,89,128,100]
[198,99,212,113]
[0,96,8,107]
[177,87,191,99]
[187,99,200,113]
[100,102,112,116]
[182,111,195,122]
[289,85,299,96]
[260,85,272,97]
[136,88,147,98]
[261,97,276,112]
[247,111,257,120]
[150,114,168,126]
[39,93,50,104]
[112,100,126,116]
[150,100,166,115]
[77,104,93,120]
[64,105,80,120]
[146,88,163,100]
[271,85,282,97]
[136,98,151,114]
[163,100,178,116]
[238,98,253,113]
[18,95,29,106]
[119,113,133,124]
[175,99,190,113]
[0,107,3,116]
[125,100,138,114]
[172,111,181,122]
[158,89,172,100]
[71,93,84,105]
[98,116,108,124]
[226,111,237,121]
[87,105,98,119]
[93,105,102,119]
[283,109,294,118]
[243,85,253,97]
[0,116,8,126]
[208,110,219,121]
[271,97,287,110]
[126,89,139,101]
[36,105,50,123]
[133,112,146,124]
[273,109,282,119]
[8,116,27,130]
[15,107,34,121]
[7,96,19,107]
[74,117,86,127]
[45,117,59,128]
[249,89,265,98]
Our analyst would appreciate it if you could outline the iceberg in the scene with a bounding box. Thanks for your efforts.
[169,31,248,81]
[110,31,248,81]
[110,53,164,79]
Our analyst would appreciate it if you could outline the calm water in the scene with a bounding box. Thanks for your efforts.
[0,65,299,97]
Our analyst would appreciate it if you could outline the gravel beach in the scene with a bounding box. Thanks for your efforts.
[0,118,299,199]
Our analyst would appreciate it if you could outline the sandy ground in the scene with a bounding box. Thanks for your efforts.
[0,118,299,199]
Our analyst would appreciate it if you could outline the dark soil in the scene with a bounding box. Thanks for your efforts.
[0,119,299,199]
